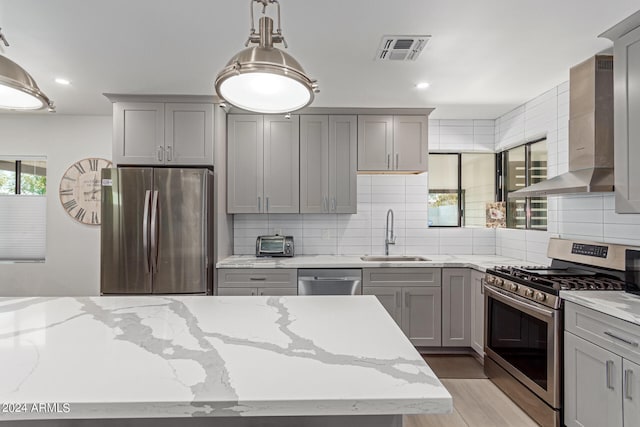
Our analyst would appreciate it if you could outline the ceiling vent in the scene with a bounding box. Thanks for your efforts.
[375,35,430,61]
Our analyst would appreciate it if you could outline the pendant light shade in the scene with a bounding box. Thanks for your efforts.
[214,0,318,114]
[0,30,54,111]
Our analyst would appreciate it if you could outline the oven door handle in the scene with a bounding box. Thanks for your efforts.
[484,284,555,320]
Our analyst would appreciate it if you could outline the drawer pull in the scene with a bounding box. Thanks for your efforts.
[604,331,639,347]
[625,369,633,400]
[249,277,267,281]
[606,360,614,390]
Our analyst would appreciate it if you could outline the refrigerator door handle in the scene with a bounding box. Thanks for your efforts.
[142,190,151,273]
[150,190,159,273]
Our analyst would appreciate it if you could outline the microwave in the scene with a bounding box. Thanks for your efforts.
[625,249,640,296]
[256,235,294,257]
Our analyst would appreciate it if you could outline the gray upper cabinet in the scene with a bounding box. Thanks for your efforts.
[357,115,428,172]
[113,101,214,166]
[601,12,640,213]
[227,114,299,214]
[300,115,357,213]
[442,268,471,347]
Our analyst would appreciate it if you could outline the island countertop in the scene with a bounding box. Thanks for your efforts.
[0,295,452,421]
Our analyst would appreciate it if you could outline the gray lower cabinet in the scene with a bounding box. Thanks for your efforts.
[601,12,640,213]
[300,115,357,213]
[357,115,428,172]
[442,268,471,347]
[564,301,640,427]
[363,268,442,346]
[216,268,297,296]
[227,114,300,213]
[470,269,485,356]
[112,101,214,166]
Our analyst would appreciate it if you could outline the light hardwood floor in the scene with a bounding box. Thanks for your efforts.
[404,379,538,427]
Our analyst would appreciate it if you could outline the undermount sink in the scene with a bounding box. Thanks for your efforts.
[360,256,430,262]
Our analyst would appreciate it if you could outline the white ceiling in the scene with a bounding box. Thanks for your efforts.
[0,0,638,119]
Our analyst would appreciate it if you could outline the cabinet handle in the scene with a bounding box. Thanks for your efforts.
[259,291,264,296]
[331,197,336,212]
[258,196,261,212]
[266,196,270,212]
[387,154,391,170]
[249,277,267,281]
[405,292,410,308]
[604,331,639,347]
[396,291,401,308]
[625,369,633,400]
[323,196,328,213]
[395,153,399,169]
[251,290,256,296]
[606,360,614,390]
[480,278,485,294]
[166,145,173,161]
[157,146,163,162]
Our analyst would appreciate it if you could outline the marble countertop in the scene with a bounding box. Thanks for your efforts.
[216,254,535,272]
[560,291,640,327]
[0,296,452,421]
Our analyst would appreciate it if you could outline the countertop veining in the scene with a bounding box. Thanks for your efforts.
[0,295,452,420]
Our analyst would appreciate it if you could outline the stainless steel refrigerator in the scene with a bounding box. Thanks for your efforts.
[100,168,214,294]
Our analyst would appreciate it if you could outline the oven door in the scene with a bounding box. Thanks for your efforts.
[484,285,561,408]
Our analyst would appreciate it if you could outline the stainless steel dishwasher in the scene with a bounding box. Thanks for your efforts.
[297,269,362,295]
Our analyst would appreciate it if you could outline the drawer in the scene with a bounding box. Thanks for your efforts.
[363,268,441,287]
[217,268,297,288]
[565,301,640,365]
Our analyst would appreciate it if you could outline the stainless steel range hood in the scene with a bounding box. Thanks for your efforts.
[509,55,614,198]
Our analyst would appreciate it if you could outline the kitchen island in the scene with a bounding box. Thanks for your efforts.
[0,295,452,426]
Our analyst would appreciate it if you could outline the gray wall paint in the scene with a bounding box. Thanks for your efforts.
[0,115,112,296]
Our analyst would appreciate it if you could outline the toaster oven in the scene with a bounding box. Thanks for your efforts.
[256,235,294,257]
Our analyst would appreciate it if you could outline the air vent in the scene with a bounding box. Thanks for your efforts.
[375,35,431,61]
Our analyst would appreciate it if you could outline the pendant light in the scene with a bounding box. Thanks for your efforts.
[215,0,318,114]
[0,28,55,111]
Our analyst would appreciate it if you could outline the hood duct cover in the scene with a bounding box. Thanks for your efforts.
[509,55,614,198]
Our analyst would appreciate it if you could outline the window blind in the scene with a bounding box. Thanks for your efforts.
[0,195,46,260]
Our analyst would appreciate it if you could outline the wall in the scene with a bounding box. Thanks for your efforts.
[494,81,640,264]
[0,115,112,296]
[234,119,498,256]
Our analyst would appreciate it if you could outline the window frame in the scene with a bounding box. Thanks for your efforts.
[428,153,463,228]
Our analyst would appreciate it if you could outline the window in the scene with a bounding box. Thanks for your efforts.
[0,157,47,261]
[428,153,496,227]
[499,139,547,230]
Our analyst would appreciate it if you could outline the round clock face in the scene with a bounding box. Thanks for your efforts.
[59,158,112,225]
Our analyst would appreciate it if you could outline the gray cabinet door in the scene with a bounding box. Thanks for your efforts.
[227,115,264,213]
[564,331,623,427]
[300,115,329,213]
[442,268,471,347]
[165,103,214,166]
[358,115,393,171]
[393,116,428,172]
[113,102,165,165]
[470,270,485,356]
[263,115,300,213]
[624,359,640,427]
[257,287,298,296]
[330,115,357,213]
[403,286,442,347]
[363,286,402,328]
[613,25,640,213]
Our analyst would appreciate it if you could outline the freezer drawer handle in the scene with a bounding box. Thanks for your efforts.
[142,190,151,273]
[150,190,159,273]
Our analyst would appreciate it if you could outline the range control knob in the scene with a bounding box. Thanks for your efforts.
[486,275,496,284]
[534,292,546,302]
[525,289,534,298]
[509,283,519,292]
[496,279,504,287]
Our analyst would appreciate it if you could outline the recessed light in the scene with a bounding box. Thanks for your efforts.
[55,78,71,85]
[415,82,430,89]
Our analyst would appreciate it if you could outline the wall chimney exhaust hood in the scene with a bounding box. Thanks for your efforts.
[508,55,614,198]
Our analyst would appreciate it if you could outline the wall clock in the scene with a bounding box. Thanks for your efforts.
[59,158,112,225]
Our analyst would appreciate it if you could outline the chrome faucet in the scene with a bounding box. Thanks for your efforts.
[385,208,396,255]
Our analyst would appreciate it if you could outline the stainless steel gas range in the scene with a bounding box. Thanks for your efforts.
[483,238,629,427]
